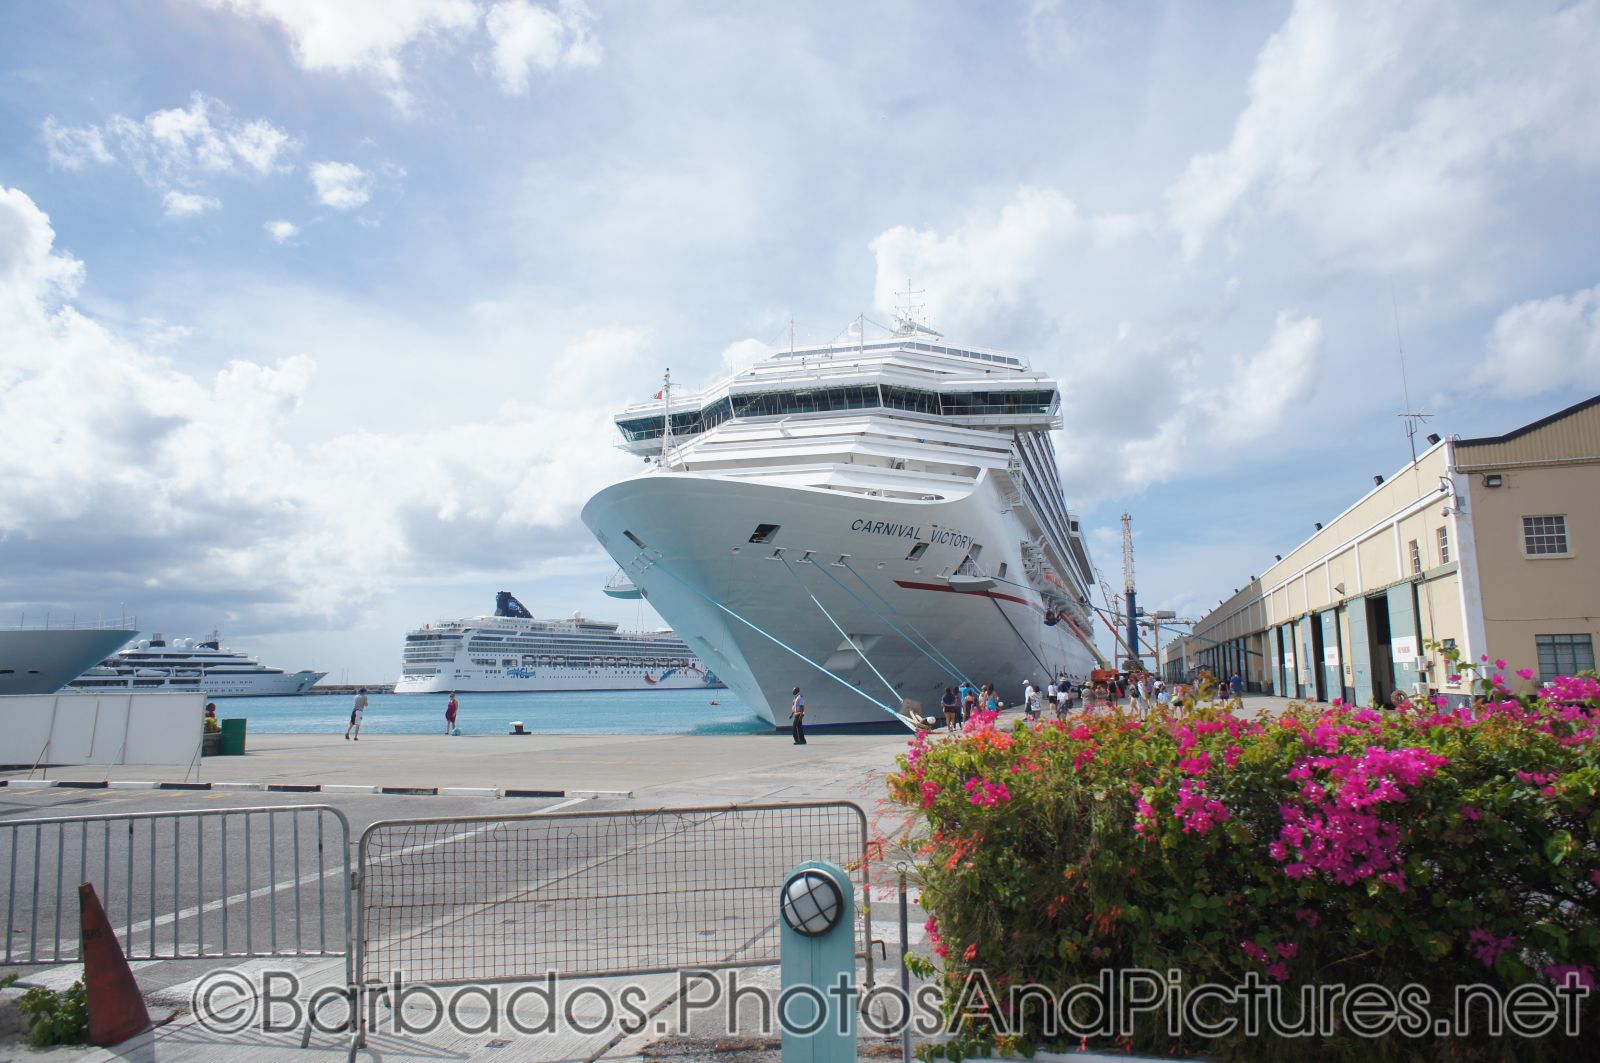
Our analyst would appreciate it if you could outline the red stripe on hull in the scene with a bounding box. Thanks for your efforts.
[892,579,1041,613]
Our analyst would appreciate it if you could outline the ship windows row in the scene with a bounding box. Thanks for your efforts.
[616,386,1058,441]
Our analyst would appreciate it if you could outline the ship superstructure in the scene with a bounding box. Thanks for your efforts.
[66,631,324,697]
[581,317,1104,729]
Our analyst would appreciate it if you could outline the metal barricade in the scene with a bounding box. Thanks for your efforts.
[0,805,352,983]
[353,801,872,990]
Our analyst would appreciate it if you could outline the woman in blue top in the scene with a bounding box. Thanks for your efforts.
[941,687,959,730]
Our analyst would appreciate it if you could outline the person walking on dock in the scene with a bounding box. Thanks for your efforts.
[345,687,367,741]
[445,691,459,735]
[789,686,807,745]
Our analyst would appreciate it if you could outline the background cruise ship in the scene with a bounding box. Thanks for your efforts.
[0,618,141,697]
[581,315,1106,730]
[66,632,325,697]
[394,592,720,694]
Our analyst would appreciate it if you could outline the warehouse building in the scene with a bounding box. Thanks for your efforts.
[1169,394,1599,705]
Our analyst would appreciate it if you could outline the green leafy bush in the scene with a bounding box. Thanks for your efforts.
[17,979,88,1046]
[887,666,1600,1060]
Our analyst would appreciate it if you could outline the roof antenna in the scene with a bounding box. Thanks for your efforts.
[894,278,926,334]
[1389,278,1430,467]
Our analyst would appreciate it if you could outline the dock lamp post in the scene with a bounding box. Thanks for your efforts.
[779,862,857,1063]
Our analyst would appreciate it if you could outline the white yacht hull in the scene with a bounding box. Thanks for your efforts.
[0,629,140,697]
[581,472,1099,730]
[67,669,325,697]
[395,664,720,694]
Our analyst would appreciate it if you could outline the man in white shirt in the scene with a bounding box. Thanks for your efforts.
[789,686,807,745]
[345,687,368,741]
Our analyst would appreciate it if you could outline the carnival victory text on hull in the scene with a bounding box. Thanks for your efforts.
[581,316,1105,730]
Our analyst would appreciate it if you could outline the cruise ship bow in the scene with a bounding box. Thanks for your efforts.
[581,318,1105,730]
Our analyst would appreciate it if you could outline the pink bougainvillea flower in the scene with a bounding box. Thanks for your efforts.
[1295,908,1320,929]
[1460,805,1482,821]
[1544,965,1596,991]
[1276,943,1299,959]
[1469,927,1517,968]
[1494,659,1508,669]
[964,776,1013,807]
[1265,962,1290,983]
[1240,941,1268,963]
[1516,668,1535,680]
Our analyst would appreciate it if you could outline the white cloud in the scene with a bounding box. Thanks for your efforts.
[264,219,300,243]
[40,118,112,170]
[869,186,1149,329]
[198,0,478,80]
[309,162,371,210]
[42,94,295,214]
[162,190,221,217]
[1471,282,1600,397]
[868,185,1324,499]
[1074,311,1324,495]
[1165,0,1600,270]
[0,182,644,630]
[718,338,767,376]
[485,0,600,93]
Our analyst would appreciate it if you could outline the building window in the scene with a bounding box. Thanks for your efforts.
[1536,634,1595,681]
[1523,515,1569,556]
[1436,526,1450,565]
[1408,539,1422,576]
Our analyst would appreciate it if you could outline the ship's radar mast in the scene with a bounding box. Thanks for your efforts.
[891,279,943,337]
[658,368,673,466]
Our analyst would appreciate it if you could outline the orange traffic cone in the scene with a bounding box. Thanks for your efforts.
[79,882,153,1046]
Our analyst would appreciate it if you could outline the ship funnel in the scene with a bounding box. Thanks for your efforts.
[494,592,533,619]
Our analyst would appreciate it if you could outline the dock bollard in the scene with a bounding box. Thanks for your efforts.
[778,862,857,1063]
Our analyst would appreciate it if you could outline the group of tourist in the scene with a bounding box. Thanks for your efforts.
[929,670,1197,730]
[939,680,1007,728]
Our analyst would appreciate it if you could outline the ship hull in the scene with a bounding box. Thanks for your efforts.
[581,473,1099,729]
[67,670,325,697]
[394,665,721,694]
[0,629,140,697]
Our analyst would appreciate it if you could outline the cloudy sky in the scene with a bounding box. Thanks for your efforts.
[2,0,1597,683]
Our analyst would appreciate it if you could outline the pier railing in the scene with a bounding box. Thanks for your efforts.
[352,800,872,989]
[0,805,352,975]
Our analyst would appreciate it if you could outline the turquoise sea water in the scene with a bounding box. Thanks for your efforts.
[215,689,768,735]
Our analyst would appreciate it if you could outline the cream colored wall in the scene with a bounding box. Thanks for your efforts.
[1463,459,1600,676]
[1356,534,1398,591]
[1259,447,1450,594]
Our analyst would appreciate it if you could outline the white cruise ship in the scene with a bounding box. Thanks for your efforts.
[581,316,1107,731]
[0,620,141,697]
[393,592,721,694]
[66,632,325,697]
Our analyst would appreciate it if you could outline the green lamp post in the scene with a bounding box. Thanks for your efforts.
[779,861,857,1063]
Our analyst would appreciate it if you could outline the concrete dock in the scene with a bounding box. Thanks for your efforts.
[3,730,914,806]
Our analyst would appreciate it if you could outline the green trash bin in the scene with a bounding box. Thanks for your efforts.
[218,718,247,756]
